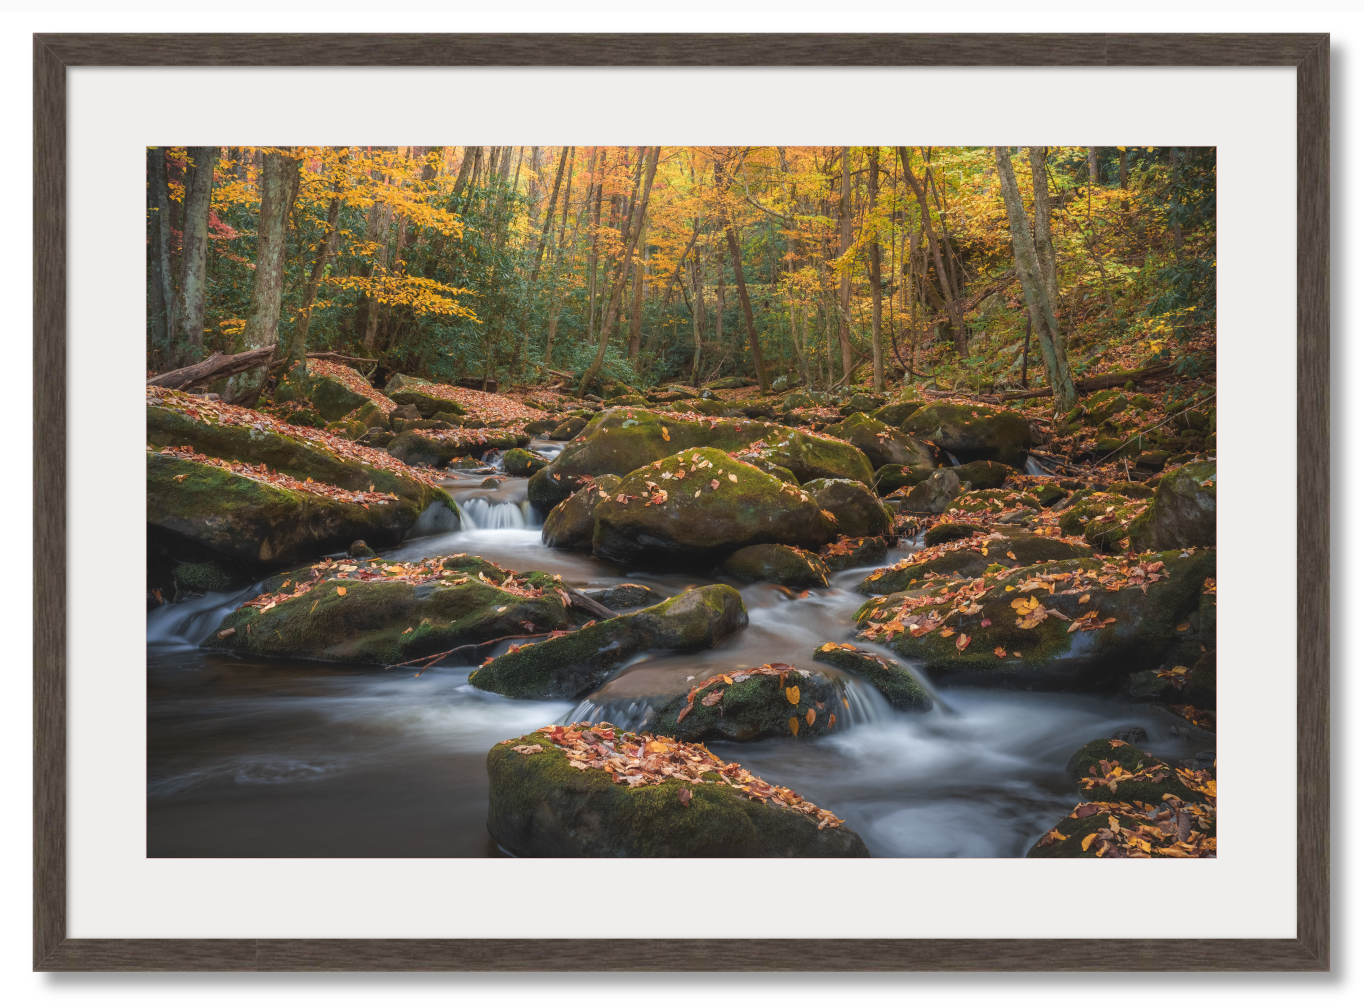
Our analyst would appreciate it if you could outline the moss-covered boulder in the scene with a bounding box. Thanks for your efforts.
[872,400,923,427]
[857,532,1092,596]
[147,451,423,571]
[649,665,846,742]
[530,408,872,511]
[721,544,830,588]
[486,724,868,857]
[310,375,372,421]
[949,488,1043,519]
[387,428,523,467]
[209,556,572,666]
[707,375,752,390]
[872,462,935,497]
[858,549,1217,687]
[388,385,467,418]
[591,448,837,569]
[1057,491,1148,552]
[541,475,621,550]
[550,415,588,440]
[824,413,938,472]
[523,417,559,436]
[904,403,1033,467]
[1028,739,1216,859]
[1126,462,1216,553]
[924,521,978,547]
[469,585,747,700]
[1104,480,1156,501]
[952,460,1014,490]
[897,468,962,514]
[502,447,548,477]
[819,536,888,573]
[801,478,892,538]
[812,643,932,712]
[146,395,457,533]
[585,583,665,610]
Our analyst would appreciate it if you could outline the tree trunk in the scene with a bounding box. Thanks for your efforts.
[724,225,769,393]
[690,245,705,387]
[542,149,578,368]
[1087,147,1099,184]
[629,216,646,363]
[1168,147,1184,262]
[1118,147,1130,212]
[586,148,603,337]
[1027,147,1060,309]
[363,202,394,351]
[867,145,884,392]
[225,150,299,405]
[146,148,175,362]
[899,147,967,356]
[578,146,660,395]
[286,194,341,367]
[171,146,219,365]
[836,147,854,382]
[993,147,1076,413]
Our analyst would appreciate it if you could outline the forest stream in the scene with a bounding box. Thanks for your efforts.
[147,441,1209,859]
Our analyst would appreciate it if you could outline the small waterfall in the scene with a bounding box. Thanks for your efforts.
[147,586,255,649]
[566,696,657,732]
[1024,456,1051,477]
[456,497,537,531]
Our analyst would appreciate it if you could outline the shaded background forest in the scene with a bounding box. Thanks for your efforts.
[146,144,1214,401]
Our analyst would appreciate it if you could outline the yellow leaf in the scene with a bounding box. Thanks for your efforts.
[1079,593,1091,604]
[1081,833,1097,851]
[786,685,800,705]
[661,426,670,441]
[722,675,733,684]
[789,717,799,737]
[1176,622,1190,632]
[820,643,837,652]
[805,707,816,726]
[336,586,347,596]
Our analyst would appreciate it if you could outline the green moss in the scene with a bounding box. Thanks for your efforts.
[311,375,371,421]
[803,478,892,537]
[650,669,844,742]
[824,413,936,471]
[904,403,1033,467]
[721,543,830,588]
[924,522,979,547]
[541,475,620,550]
[812,645,932,711]
[872,462,934,497]
[502,447,547,477]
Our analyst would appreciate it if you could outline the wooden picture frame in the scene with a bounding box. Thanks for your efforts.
[33,32,1329,972]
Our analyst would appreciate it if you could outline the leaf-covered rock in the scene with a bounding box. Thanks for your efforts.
[468,584,747,700]
[812,643,933,712]
[541,475,621,550]
[387,428,525,467]
[802,478,892,538]
[823,412,938,471]
[502,447,548,477]
[819,535,888,573]
[903,403,1033,467]
[1126,462,1217,552]
[857,530,1092,596]
[896,468,962,514]
[951,459,1014,490]
[872,462,936,497]
[721,543,830,588]
[649,664,845,742]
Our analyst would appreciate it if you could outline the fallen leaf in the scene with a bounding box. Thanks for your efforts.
[805,707,816,726]
[994,646,1007,658]
[828,713,836,727]
[336,586,347,596]
[678,787,691,807]
[701,689,724,707]
[217,628,236,639]
[939,627,955,638]
[728,473,738,483]
[661,426,670,441]
[789,717,800,737]
[511,744,543,755]
[1079,593,1091,604]
[956,633,971,652]
[711,479,720,490]
[1081,834,1097,851]
[1176,621,1190,632]
[786,685,801,705]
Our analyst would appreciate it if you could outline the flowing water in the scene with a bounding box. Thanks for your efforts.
[147,441,1206,858]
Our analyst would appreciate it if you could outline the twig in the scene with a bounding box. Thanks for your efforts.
[384,632,554,671]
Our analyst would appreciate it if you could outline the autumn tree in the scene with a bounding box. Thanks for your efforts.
[170,146,220,364]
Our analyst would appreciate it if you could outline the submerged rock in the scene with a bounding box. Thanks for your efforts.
[812,643,933,712]
[591,447,837,569]
[721,543,830,588]
[486,723,868,856]
[209,555,571,666]
[904,403,1033,468]
[648,664,845,742]
[541,475,621,550]
[468,584,747,700]
[802,478,892,538]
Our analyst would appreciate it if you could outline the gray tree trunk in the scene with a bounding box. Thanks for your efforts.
[171,146,219,364]
[690,244,705,387]
[867,145,884,392]
[1027,147,1060,309]
[993,147,1076,413]
[225,151,298,404]
[146,148,175,362]
[286,193,341,367]
[836,147,854,382]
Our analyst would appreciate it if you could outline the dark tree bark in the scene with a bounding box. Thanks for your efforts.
[867,145,884,392]
[836,147,854,382]
[899,147,967,356]
[286,194,341,367]
[226,150,300,404]
[146,148,175,361]
[171,146,220,364]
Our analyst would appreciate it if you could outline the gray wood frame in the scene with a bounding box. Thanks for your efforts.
[33,32,1329,972]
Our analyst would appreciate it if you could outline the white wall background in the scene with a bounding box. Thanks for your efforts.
[0,0,1356,1003]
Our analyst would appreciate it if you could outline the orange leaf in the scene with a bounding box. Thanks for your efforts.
[678,787,691,807]
[660,427,670,441]
[994,646,1007,658]
[786,685,800,705]
[956,633,971,652]
[805,707,816,726]
[1081,833,1097,851]
[789,717,799,737]
[336,586,347,596]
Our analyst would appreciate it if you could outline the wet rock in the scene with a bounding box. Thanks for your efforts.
[649,666,844,742]
[1111,726,1148,744]
[812,644,932,712]
[1126,462,1216,552]
[584,583,664,610]
[721,543,830,588]
[1183,650,1217,711]
[706,375,752,390]
[502,447,548,477]
[387,382,468,419]
[872,462,935,497]
[951,459,1014,490]
[541,475,621,550]
[924,521,978,547]
[523,418,559,436]
[1103,480,1156,501]
[840,392,883,416]
[857,532,1092,595]
[949,488,1043,520]
[1136,450,1171,471]
[347,539,377,559]
[486,725,868,857]
[897,468,961,514]
[170,558,235,593]
[858,549,1217,688]
[387,428,524,467]
[468,585,747,700]
[550,415,588,440]
[903,403,1033,467]
[824,412,938,472]
[819,536,888,573]
[802,478,892,538]
[1056,491,1148,552]
[309,375,372,421]
[591,447,837,569]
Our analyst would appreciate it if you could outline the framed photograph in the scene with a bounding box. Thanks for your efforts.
[34,32,1328,971]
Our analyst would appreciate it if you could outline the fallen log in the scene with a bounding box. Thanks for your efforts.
[146,347,277,391]
[999,364,1172,401]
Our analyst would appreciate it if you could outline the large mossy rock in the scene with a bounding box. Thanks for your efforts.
[803,478,892,538]
[385,376,467,418]
[649,666,844,743]
[1055,491,1148,553]
[1126,462,1216,552]
[469,585,747,700]
[820,536,889,573]
[897,468,962,514]
[721,543,830,588]
[146,397,457,532]
[309,375,372,421]
[872,463,935,497]
[857,549,1216,687]
[1027,739,1215,859]
[857,532,1092,595]
[387,428,524,467]
[952,459,1014,490]
[149,452,420,572]
[541,475,620,550]
[530,409,871,511]
[486,725,868,857]
[872,400,923,427]
[904,403,1033,467]
[502,447,547,477]
[824,412,938,471]
[812,644,932,712]
[210,558,571,666]
[591,447,838,569]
